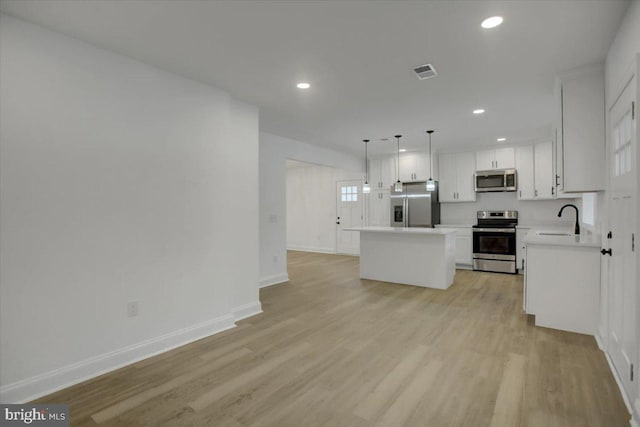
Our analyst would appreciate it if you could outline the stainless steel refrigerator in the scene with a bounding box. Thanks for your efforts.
[389,181,441,228]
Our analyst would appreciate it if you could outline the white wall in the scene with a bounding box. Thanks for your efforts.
[259,132,362,287]
[286,162,361,253]
[603,0,640,423]
[0,14,260,403]
[440,193,582,227]
[605,0,640,109]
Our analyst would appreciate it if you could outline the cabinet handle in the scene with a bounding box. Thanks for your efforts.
[551,187,555,195]
[495,161,498,168]
[535,189,538,197]
[519,190,522,198]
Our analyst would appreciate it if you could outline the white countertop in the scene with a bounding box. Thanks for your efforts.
[435,224,473,228]
[345,226,457,235]
[523,230,601,248]
[516,224,573,230]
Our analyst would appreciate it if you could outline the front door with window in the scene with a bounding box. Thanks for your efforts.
[336,181,362,255]
[607,74,637,398]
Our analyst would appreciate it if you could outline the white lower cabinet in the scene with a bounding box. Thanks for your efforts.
[516,228,529,274]
[525,240,600,335]
[435,225,472,268]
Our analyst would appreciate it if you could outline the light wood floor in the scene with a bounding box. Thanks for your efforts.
[36,251,629,426]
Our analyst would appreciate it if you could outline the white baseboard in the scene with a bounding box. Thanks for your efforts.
[286,245,334,254]
[259,273,289,288]
[594,330,606,351]
[0,313,236,404]
[232,301,263,321]
[633,398,640,427]
[600,346,634,417]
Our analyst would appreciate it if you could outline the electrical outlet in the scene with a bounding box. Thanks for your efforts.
[127,301,139,318]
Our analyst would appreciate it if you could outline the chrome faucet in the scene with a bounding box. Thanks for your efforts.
[558,204,580,235]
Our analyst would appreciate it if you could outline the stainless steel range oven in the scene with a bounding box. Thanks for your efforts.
[472,210,518,274]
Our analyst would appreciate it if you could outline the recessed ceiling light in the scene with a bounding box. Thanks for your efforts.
[399,148,407,152]
[481,16,503,29]
[473,109,485,114]
[497,137,506,142]
[296,82,310,89]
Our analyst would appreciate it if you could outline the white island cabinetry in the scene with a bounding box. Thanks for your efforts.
[435,225,472,268]
[347,227,456,290]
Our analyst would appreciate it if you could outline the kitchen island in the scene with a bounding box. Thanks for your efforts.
[346,226,456,289]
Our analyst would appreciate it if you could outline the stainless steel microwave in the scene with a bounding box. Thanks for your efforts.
[474,169,517,192]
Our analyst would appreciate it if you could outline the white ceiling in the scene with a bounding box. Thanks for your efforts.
[0,0,629,156]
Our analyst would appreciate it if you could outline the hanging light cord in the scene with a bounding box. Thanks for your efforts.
[428,131,433,179]
[396,135,400,182]
[365,140,368,182]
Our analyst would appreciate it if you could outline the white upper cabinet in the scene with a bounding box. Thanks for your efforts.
[534,141,554,199]
[398,152,430,182]
[438,153,457,203]
[555,64,605,192]
[366,190,390,226]
[476,147,515,170]
[495,148,515,169]
[515,141,555,200]
[455,152,477,201]
[515,145,535,200]
[476,149,495,171]
[438,151,476,202]
[369,157,396,189]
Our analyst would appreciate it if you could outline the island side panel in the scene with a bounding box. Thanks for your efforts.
[359,231,454,289]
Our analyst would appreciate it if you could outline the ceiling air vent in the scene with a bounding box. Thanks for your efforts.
[413,63,437,80]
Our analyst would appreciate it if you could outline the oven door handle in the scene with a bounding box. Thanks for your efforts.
[473,228,516,233]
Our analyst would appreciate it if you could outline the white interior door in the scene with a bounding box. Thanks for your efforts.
[336,180,362,255]
[607,75,636,398]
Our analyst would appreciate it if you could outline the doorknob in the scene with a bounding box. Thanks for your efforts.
[600,248,612,256]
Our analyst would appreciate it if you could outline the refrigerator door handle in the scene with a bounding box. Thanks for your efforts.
[404,197,409,227]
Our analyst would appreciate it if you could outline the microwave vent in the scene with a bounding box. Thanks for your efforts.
[413,63,438,80]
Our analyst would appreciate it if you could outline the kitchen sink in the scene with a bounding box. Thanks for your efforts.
[537,232,573,236]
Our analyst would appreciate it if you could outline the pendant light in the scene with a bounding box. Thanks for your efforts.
[362,139,371,194]
[426,130,436,191]
[394,134,403,192]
